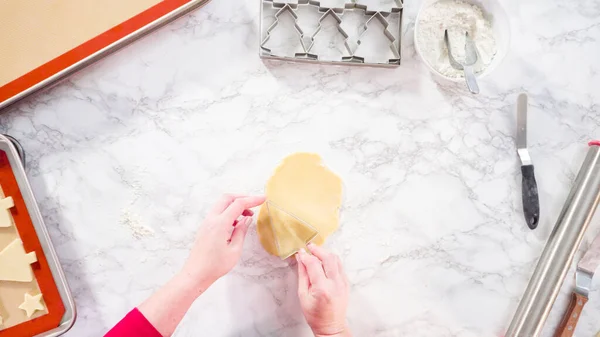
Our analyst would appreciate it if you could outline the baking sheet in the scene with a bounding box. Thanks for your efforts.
[0,186,48,329]
[0,0,210,110]
[0,140,71,337]
[0,0,161,88]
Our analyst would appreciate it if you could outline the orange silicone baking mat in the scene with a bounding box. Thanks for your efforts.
[0,151,65,336]
[0,0,203,108]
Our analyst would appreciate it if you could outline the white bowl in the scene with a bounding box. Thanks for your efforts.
[414,0,511,82]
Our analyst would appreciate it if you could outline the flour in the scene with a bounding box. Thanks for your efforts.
[416,0,497,78]
[121,209,154,240]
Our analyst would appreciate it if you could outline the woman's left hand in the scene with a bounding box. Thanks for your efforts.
[183,194,266,288]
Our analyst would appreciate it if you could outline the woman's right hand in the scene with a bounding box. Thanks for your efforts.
[296,244,352,337]
[183,194,265,289]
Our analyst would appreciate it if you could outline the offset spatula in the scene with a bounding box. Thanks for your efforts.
[554,232,600,337]
[266,201,319,259]
[517,93,540,229]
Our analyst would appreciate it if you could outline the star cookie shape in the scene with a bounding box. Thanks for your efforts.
[19,293,45,317]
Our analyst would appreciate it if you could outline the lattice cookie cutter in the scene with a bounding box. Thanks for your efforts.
[259,0,403,66]
[263,0,403,15]
[346,0,403,15]
[260,3,316,59]
[344,9,401,64]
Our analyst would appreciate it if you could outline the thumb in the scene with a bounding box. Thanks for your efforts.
[296,252,309,298]
[230,216,252,247]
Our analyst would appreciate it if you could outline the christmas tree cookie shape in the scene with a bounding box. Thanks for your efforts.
[0,239,37,282]
[0,196,14,227]
[19,293,45,317]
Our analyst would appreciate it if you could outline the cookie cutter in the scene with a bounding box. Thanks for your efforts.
[261,0,354,62]
[263,0,403,15]
[304,8,351,61]
[347,0,403,15]
[260,3,318,59]
[346,10,401,64]
[259,0,403,67]
[305,4,401,64]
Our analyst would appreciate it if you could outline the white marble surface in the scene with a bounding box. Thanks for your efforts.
[1,0,600,335]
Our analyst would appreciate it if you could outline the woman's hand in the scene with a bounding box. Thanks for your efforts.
[137,194,265,337]
[297,244,352,337]
[183,194,266,289]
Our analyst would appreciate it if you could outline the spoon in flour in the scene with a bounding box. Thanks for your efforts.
[444,30,480,94]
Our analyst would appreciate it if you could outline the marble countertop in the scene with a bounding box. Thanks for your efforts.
[1,0,600,335]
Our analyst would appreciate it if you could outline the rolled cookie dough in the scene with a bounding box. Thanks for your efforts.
[0,196,14,227]
[265,202,319,258]
[257,153,342,257]
[18,293,45,318]
[0,239,37,282]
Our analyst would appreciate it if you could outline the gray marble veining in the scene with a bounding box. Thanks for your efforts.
[0,0,599,336]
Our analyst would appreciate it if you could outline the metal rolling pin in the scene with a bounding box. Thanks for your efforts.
[506,141,600,337]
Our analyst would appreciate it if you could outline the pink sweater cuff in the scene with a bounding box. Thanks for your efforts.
[105,308,162,337]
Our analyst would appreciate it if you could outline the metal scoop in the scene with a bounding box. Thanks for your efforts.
[266,201,319,259]
[444,30,480,94]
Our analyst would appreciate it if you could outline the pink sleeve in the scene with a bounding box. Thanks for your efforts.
[105,308,162,337]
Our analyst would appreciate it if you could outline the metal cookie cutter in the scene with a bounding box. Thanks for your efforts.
[343,9,401,64]
[349,0,403,15]
[259,0,404,67]
[305,7,351,60]
[296,1,350,59]
[304,0,338,13]
[260,2,318,59]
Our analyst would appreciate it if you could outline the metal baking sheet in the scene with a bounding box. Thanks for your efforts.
[0,135,75,336]
[0,0,210,111]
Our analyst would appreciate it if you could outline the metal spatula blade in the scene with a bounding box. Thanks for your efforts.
[516,93,540,230]
[266,201,319,259]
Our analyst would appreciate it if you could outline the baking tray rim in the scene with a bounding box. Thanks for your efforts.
[0,135,76,337]
[0,0,211,112]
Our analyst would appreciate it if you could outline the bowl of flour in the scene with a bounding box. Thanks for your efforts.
[414,0,510,82]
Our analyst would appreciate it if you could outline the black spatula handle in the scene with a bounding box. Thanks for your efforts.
[521,164,540,229]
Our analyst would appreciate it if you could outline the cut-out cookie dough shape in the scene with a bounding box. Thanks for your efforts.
[19,293,45,317]
[0,239,37,282]
[257,153,343,257]
[0,196,15,227]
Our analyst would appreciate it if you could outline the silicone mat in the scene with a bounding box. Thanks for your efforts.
[0,0,208,110]
[0,151,65,336]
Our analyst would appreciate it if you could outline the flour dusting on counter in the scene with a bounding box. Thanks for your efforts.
[121,209,154,239]
[417,0,497,78]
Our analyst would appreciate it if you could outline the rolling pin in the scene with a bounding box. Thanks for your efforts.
[505,142,600,337]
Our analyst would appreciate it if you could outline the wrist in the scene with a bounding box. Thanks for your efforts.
[176,267,214,296]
